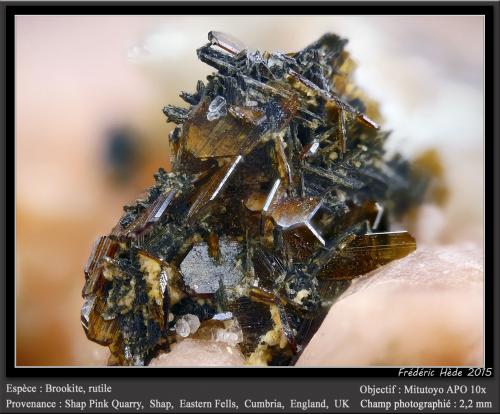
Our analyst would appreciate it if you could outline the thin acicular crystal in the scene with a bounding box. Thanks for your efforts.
[152,191,176,221]
[372,202,384,231]
[209,155,243,201]
[262,179,281,212]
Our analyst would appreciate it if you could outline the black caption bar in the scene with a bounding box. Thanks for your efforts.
[1,377,499,413]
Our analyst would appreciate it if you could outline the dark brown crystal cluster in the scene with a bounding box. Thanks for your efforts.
[82,32,431,366]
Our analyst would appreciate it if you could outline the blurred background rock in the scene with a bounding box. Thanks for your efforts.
[15,15,484,365]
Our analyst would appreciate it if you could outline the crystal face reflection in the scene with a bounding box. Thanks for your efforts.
[180,239,244,294]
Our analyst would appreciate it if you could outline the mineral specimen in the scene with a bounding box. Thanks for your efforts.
[82,31,432,366]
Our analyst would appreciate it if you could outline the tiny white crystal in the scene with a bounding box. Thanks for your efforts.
[213,319,243,345]
[207,96,227,121]
[212,311,233,321]
[175,318,190,337]
[175,313,201,337]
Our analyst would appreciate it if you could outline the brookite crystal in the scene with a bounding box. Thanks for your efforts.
[81,31,433,366]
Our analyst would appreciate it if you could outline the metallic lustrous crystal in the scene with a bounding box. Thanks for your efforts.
[82,31,433,366]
